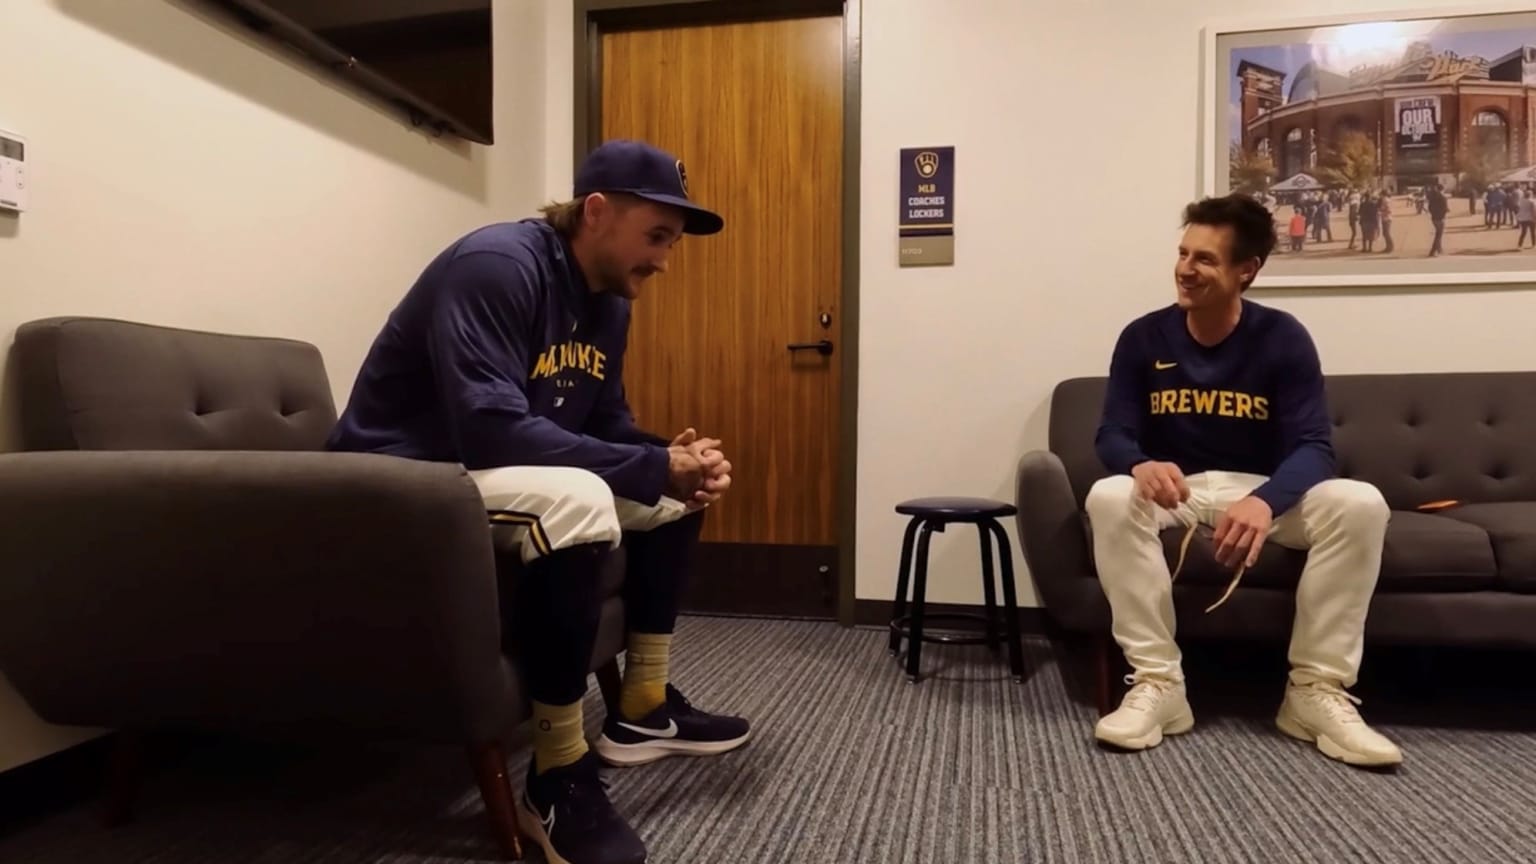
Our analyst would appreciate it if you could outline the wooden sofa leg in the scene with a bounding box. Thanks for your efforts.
[467,742,524,861]
[1095,636,1115,717]
[596,656,623,717]
[100,730,142,827]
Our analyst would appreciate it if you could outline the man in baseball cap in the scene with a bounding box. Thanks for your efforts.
[573,138,724,235]
[327,139,744,864]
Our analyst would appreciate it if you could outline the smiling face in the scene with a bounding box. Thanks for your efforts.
[1173,222,1257,311]
[580,193,686,300]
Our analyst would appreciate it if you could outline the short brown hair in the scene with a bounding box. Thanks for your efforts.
[1181,193,1278,291]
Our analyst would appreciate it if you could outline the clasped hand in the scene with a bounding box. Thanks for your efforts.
[666,427,732,510]
[1131,460,1271,569]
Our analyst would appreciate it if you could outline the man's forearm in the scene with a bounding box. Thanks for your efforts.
[1094,426,1149,476]
[591,414,670,448]
[457,407,670,504]
[1252,442,1334,518]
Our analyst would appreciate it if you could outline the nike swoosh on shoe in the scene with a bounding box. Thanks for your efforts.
[616,719,678,739]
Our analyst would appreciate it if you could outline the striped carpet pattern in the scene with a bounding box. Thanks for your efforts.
[3,615,1536,863]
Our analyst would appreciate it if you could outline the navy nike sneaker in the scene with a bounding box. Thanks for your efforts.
[515,751,647,864]
[594,684,752,767]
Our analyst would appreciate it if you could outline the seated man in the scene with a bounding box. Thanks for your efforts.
[1086,193,1401,768]
[326,139,750,864]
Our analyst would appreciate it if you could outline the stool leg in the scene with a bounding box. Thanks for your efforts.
[987,520,1026,682]
[906,521,937,682]
[889,517,921,656]
[977,523,1000,654]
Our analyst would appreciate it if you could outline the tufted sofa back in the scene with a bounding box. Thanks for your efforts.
[1047,372,1536,512]
[12,317,337,452]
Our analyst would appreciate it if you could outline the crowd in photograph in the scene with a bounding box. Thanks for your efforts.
[1247,179,1536,259]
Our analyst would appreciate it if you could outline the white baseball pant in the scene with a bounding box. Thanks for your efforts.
[468,466,691,563]
[1085,470,1389,688]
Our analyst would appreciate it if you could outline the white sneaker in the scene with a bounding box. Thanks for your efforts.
[1276,680,1403,768]
[1094,675,1194,750]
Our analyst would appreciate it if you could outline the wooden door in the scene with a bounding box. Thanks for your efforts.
[600,14,844,617]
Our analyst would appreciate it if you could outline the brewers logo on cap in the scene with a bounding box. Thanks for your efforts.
[676,159,689,196]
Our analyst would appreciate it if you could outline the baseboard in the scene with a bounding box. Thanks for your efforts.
[853,599,1052,634]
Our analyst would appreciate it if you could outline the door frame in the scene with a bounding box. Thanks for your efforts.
[572,0,862,627]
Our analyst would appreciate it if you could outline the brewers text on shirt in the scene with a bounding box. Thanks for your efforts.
[325,219,670,505]
[1093,299,1335,517]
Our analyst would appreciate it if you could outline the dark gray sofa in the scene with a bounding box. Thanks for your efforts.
[1015,372,1536,711]
[0,316,631,860]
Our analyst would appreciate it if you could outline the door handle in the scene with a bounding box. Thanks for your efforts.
[787,339,834,356]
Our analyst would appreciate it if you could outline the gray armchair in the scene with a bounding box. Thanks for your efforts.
[0,316,629,860]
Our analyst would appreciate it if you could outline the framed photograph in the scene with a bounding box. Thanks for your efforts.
[1202,2,1536,288]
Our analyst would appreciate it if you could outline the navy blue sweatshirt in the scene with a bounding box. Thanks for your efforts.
[1094,300,1335,518]
[325,219,671,505]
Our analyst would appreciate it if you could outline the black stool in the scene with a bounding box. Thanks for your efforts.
[888,497,1025,683]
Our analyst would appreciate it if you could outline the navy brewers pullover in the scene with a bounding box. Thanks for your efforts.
[325,219,671,505]
[1094,299,1335,518]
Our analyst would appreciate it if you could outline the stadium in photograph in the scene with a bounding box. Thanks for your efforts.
[1236,34,1536,193]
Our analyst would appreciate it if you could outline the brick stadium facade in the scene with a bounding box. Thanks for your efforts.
[1239,42,1536,192]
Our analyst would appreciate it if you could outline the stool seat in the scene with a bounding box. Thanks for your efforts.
[895,497,1017,519]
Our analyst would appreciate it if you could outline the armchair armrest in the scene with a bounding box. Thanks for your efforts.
[0,450,516,744]
[1015,449,1098,622]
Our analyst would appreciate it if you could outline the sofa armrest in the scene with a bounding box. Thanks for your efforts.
[1015,449,1098,622]
[0,450,516,743]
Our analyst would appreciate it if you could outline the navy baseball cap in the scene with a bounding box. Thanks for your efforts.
[573,139,724,235]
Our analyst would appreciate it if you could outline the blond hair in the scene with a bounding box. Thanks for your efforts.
[539,195,590,236]
[539,192,643,237]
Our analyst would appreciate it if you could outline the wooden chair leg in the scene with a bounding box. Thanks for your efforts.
[1095,636,1115,717]
[100,729,142,828]
[596,655,623,717]
[467,742,524,861]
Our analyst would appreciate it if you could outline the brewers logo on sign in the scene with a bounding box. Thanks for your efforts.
[898,145,955,266]
[676,159,689,195]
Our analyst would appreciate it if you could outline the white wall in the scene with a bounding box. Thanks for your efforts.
[542,0,576,203]
[0,0,547,772]
[539,0,1536,608]
[854,0,1536,608]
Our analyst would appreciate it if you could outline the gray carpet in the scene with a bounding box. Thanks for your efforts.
[3,615,1536,863]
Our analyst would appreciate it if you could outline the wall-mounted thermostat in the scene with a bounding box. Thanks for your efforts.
[0,128,27,213]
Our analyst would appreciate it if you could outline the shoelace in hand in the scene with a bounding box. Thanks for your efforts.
[1170,521,1246,613]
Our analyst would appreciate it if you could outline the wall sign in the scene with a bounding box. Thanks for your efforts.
[898,146,953,266]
